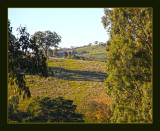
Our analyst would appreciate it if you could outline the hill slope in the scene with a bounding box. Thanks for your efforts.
[58,44,107,62]
[8,58,111,123]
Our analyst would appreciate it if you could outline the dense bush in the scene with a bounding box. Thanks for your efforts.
[8,95,19,121]
[102,8,152,123]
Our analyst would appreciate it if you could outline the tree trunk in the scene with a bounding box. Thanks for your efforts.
[43,49,47,57]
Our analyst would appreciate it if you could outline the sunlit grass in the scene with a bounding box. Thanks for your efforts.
[8,58,110,123]
[60,44,107,62]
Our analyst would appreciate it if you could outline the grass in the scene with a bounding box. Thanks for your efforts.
[59,44,107,62]
[8,58,111,123]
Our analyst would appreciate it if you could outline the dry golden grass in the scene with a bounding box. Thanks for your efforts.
[85,92,112,123]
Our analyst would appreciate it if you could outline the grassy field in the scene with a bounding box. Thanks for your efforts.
[8,58,111,123]
[59,44,107,62]
[73,44,107,62]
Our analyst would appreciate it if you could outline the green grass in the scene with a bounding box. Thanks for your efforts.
[72,45,107,62]
[8,58,110,123]
[59,44,107,62]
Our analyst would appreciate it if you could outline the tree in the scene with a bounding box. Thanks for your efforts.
[94,41,98,45]
[23,97,84,122]
[68,51,72,59]
[8,20,48,99]
[53,48,59,57]
[71,46,74,49]
[31,30,61,57]
[102,8,152,123]
[88,43,92,46]
[64,51,68,58]
[47,48,51,58]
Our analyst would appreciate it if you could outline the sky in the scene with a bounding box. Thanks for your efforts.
[8,8,109,48]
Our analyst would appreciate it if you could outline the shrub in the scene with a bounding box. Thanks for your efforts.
[8,95,19,121]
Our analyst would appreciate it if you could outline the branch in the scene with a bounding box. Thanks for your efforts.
[126,18,152,55]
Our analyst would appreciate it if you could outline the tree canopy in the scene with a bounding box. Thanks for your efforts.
[102,8,152,123]
[31,30,61,56]
[8,20,48,99]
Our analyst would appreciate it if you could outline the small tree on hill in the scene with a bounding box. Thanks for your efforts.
[68,51,72,59]
[64,51,68,58]
[94,41,98,45]
[88,43,92,46]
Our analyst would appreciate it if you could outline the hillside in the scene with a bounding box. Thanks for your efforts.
[58,44,107,63]
[8,58,111,123]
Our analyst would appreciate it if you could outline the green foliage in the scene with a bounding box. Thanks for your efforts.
[102,8,152,123]
[31,30,61,57]
[8,20,48,98]
[23,97,84,123]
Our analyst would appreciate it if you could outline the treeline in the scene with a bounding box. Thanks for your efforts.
[69,41,106,49]
[46,49,95,61]
[63,51,95,61]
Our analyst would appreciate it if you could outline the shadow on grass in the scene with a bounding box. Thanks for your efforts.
[48,67,108,82]
[8,97,84,123]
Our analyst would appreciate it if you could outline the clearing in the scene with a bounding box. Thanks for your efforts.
[8,58,111,123]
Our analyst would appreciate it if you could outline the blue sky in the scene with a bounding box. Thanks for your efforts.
[8,8,109,48]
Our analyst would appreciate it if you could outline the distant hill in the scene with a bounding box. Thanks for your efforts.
[57,44,107,63]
